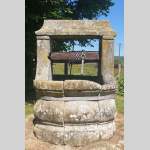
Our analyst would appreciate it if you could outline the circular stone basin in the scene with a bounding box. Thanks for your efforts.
[34,121,116,146]
[33,80,116,146]
[34,98,116,124]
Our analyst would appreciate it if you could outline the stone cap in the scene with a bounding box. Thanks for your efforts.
[35,20,116,38]
[33,80,63,91]
[33,80,116,91]
[64,80,101,90]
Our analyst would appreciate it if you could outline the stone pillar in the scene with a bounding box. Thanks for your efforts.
[35,36,52,80]
[101,35,115,84]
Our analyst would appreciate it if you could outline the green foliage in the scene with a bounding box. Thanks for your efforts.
[114,56,124,66]
[52,39,97,51]
[117,75,124,96]
[25,103,34,117]
[116,95,124,114]
[52,63,97,76]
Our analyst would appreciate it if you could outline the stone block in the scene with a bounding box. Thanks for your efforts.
[33,122,115,146]
[35,20,116,37]
[97,99,116,122]
[36,89,64,98]
[34,124,64,145]
[64,80,101,91]
[64,101,100,124]
[98,121,116,140]
[34,100,64,124]
[34,99,116,124]
[35,39,51,80]
[34,80,63,91]
[64,90,100,97]
[64,124,99,146]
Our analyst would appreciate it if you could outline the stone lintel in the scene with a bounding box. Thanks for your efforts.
[102,35,116,40]
[35,20,116,37]
[36,35,50,40]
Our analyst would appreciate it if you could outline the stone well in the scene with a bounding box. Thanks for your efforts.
[33,20,117,146]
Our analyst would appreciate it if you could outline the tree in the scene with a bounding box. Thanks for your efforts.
[25,0,114,100]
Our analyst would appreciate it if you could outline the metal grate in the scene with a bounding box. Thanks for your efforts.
[49,51,99,63]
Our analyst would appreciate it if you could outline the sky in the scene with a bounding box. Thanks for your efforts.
[74,0,124,56]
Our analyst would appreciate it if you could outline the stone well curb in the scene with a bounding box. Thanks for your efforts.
[34,99,116,124]
[33,120,116,146]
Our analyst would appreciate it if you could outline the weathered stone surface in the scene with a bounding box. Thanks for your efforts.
[34,124,64,145]
[101,38,115,84]
[34,80,63,91]
[98,121,116,140]
[34,100,64,124]
[36,89,64,98]
[34,80,64,98]
[64,124,99,146]
[64,101,99,123]
[34,20,116,84]
[64,80,101,91]
[40,95,115,101]
[97,99,116,122]
[34,99,116,124]
[26,114,124,150]
[64,90,100,97]
[35,37,52,80]
[34,121,115,146]
[32,19,117,147]
[35,20,116,37]
[34,81,116,98]
[101,84,116,91]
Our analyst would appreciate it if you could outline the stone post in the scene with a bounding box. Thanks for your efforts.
[101,35,115,84]
[35,36,52,80]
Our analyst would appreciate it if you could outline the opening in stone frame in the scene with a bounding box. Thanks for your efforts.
[49,38,101,82]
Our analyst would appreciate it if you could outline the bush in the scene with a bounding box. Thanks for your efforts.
[117,75,124,96]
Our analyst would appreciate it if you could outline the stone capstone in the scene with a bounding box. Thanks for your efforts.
[34,80,116,97]
[34,80,63,91]
[34,80,64,98]
[35,20,116,37]
[64,80,102,91]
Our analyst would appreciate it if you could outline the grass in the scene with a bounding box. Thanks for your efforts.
[53,63,124,77]
[116,95,124,114]
[53,63,97,76]
[25,102,34,118]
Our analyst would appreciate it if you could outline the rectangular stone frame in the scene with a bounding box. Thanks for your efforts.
[35,20,116,84]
